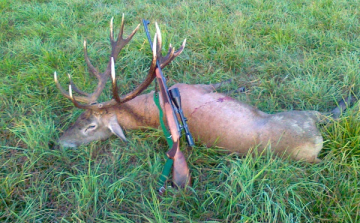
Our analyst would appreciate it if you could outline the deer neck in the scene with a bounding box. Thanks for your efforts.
[115,91,160,130]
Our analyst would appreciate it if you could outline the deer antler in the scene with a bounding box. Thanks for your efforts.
[111,32,158,104]
[155,22,186,69]
[54,17,186,111]
[54,14,139,106]
[111,23,186,104]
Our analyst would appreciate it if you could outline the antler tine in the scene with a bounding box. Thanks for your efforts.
[67,73,89,97]
[110,17,115,42]
[174,38,187,57]
[110,14,141,62]
[83,40,101,79]
[111,33,158,104]
[155,22,163,58]
[159,39,186,68]
[54,72,91,103]
[68,84,86,109]
[111,57,121,104]
[69,79,90,97]
[154,23,186,68]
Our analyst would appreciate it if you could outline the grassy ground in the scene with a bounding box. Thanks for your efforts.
[1,0,360,222]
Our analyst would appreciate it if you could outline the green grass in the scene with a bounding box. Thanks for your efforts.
[1,0,360,222]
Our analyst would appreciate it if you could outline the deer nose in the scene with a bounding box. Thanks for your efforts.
[58,139,78,148]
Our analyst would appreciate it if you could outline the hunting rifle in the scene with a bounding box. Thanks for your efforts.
[143,19,194,193]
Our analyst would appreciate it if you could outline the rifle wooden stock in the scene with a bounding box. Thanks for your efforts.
[171,141,191,187]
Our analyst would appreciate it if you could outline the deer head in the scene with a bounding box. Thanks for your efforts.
[55,15,186,147]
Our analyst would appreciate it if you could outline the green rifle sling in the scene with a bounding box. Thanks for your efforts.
[153,91,173,190]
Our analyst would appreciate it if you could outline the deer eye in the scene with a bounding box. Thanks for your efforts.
[85,124,97,132]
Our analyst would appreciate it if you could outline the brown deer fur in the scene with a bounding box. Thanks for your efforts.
[59,83,334,163]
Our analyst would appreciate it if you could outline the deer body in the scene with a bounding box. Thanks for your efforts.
[174,84,323,162]
[55,15,331,179]
[60,82,323,163]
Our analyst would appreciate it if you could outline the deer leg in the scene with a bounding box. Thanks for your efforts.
[211,79,246,95]
[211,78,232,89]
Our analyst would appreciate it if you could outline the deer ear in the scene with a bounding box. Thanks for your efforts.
[107,116,127,142]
